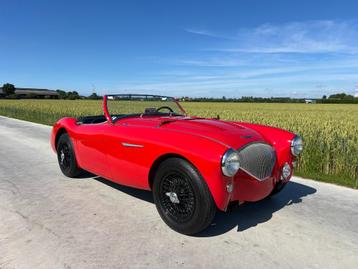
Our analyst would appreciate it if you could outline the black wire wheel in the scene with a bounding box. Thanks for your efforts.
[160,172,196,223]
[57,133,82,178]
[153,158,216,235]
[59,143,71,170]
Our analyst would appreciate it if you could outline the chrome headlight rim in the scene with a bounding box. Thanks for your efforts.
[291,135,303,156]
[221,148,240,177]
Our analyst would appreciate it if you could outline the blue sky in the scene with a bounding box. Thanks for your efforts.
[1,0,358,98]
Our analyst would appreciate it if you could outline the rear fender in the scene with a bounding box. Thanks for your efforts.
[51,117,78,152]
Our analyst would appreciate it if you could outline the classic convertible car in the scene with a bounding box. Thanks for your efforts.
[51,94,303,235]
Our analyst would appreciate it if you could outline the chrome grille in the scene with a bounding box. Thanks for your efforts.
[238,143,276,181]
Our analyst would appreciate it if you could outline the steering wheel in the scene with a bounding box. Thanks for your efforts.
[156,106,174,113]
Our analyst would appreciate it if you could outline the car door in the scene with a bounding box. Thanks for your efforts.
[74,123,112,178]
[102,122,150,190]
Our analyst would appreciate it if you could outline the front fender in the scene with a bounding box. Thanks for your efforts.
[234,122,296,172]
[105,124,232,211]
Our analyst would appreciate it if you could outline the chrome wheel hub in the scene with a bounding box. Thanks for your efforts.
[165,192,180,204]
[60,150,65,164]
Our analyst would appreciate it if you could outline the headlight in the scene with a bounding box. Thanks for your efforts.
[221,149,240,177]
[291,135,303,156]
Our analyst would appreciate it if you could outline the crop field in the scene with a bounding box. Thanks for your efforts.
[1,99,357,188]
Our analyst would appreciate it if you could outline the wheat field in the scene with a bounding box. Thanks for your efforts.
[1,99,357,188]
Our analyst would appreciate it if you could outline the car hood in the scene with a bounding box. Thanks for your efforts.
[161,118,265,148]
[122,117,265,149]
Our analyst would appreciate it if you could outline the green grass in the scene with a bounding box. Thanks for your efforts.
[1,99,357,189]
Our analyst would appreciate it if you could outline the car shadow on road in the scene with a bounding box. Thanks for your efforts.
[196,181,317,237]
[90,175,316,237]
[94,176,154,203]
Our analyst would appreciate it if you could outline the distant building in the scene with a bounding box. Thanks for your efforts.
[0,87,59,99]
[305,99,316,104]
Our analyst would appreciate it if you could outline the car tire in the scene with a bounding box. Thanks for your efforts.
[152,158,216,235]
[268,181,287,197]
[57,133,82,178]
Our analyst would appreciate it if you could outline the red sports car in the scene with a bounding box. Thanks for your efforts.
[51,94,303,235]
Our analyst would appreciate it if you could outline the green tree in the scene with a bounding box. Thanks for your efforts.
[329,93,353,99]
[88,92,101,100]
[56,89,67,99]
[67,91,80,100]
[2,83,15,96]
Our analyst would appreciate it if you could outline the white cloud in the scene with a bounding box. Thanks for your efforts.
[116,20,358,98]
[184,29,229,39]
[116,71,358,97]
[189,20,358,54]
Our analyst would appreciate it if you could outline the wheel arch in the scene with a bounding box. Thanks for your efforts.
[147,149,230,211]
[54,127,68,151]
[148,153,195,190]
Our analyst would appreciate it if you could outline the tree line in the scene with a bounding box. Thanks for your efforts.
[183,93,358,104]
[0,83,102,100]
[320,93,358,104]
[55,90,103,100]
[55,90,102,100]
[1,83,358,103]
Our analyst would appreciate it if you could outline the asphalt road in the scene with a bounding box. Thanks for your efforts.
[0,116,357,269]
